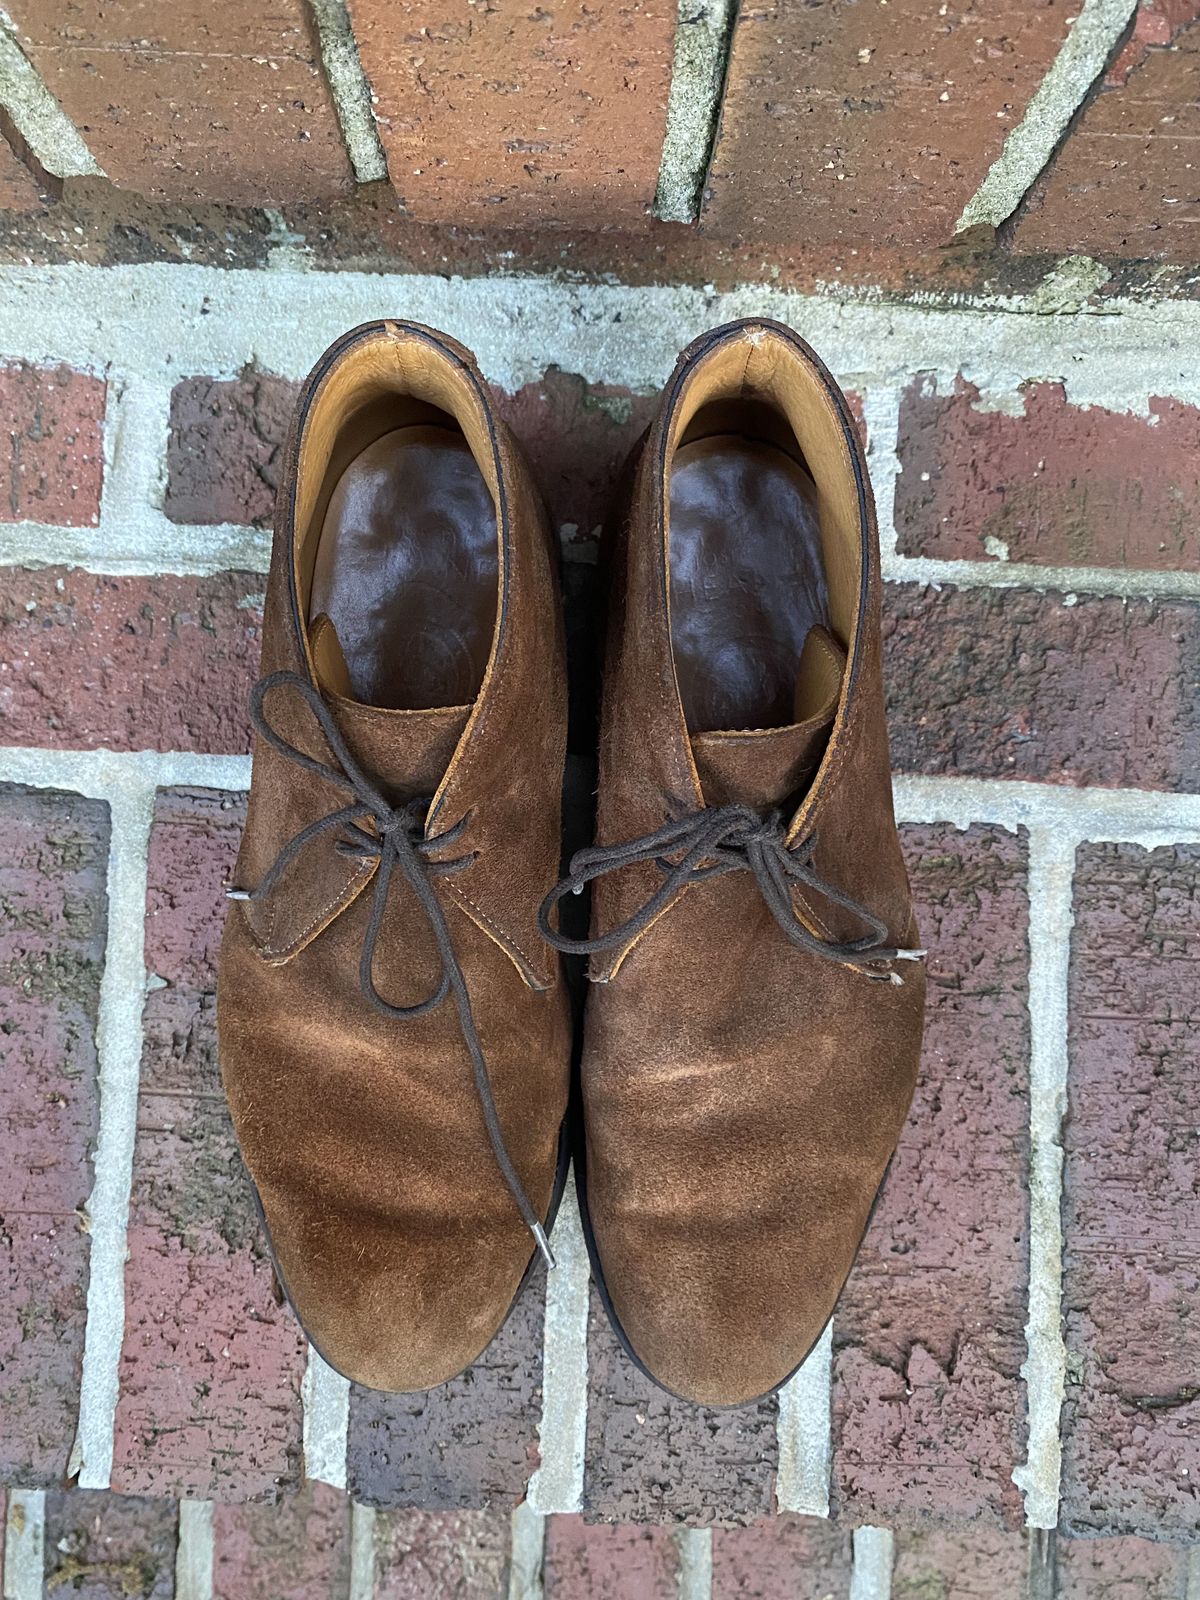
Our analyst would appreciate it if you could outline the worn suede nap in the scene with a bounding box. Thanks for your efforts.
[581,320,927,1406]
[217,322,571,1393]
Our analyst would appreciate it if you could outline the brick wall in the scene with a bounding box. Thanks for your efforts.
[0,266,1197,1600]
[0,0,1197,267]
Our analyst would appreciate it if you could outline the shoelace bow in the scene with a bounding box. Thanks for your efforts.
[227,670,554,1268]
[539,802,924,982]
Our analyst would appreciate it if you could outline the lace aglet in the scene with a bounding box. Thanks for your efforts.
[225,886,251,901]
[894,947,927,961]
[531,1221,556,1270]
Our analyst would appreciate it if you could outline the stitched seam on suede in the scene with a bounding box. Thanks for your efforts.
[448,881,551,990]
[254,860,374,961]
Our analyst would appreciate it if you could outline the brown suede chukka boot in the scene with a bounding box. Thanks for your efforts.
[218,321,571,1392]
[541,319,926,1406]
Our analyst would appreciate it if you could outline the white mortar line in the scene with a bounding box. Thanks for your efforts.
[0,746,250,1489]
[0,8,102,178]
[527,1173,591,1516]
[850,1528,894,1600]
[675,1528,713,1600]
[1185,1548,1200,1600]
[0,263,1198,413]
[302,1348,350,1490]
[775,1320,833,1516]
[174,1500,215,1600]
[0,516,272,575]
[881,551,1200,601]
[67,775,154,1489]
[1010,828,1075,1530]
[957,0,1138,232]
[307,0,388,185]
[892,774,1200,843]
[348,1503,376,1600]
[507,1503,546,1600]
[860,384,903,562]
[1,1489,44,1600]
[653,0,738,224]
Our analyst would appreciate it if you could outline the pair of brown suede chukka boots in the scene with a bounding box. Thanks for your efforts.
[217,317,926,1407]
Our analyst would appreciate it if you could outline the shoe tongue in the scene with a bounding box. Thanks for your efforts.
[309,614,470,801]
[690,626,847,811]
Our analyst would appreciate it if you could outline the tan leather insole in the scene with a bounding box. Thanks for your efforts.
[308,425,497,710]
[669,435,831,733]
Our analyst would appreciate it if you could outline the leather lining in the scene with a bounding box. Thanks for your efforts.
[309,424,498,709]
[668,428,831,734]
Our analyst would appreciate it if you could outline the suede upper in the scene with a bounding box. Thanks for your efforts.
[217,322,571,1392]
[580,320,926,1405]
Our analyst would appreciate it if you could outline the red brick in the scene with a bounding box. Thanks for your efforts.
[711,1516,853,1600]
[0,362,105,527]
[165,374,300,530]
[891,1529,1028,1599]
[374,1509,511,1599]
[545,1514,680,1599]
[703,1,1073,249]
[833,825,1030,1529]
[1012,1,1200,261]
[1059,844,1200,1538]
[895,376,1200,571]
[111,788,306,1502]
[7,0,352,206]
[0,787,107,1485]
[42,1490,178,1600]
[495,372,658,552]
[883,584,1200,791]
[583,1290,778,1524]
[212,1483,350,1599]
[0,133,45,213]
[1056,1534,1194,1598]
[347,1269,546,1510]
[0,568,262,753]
[344,0,674,230]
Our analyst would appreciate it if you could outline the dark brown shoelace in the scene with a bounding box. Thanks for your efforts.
[539,803,924,982]
[227,670,554,1268]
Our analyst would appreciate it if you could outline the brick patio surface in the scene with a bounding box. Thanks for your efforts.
[1,2,1199,1596]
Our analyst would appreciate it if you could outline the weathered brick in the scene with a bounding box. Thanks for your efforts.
[583,1290,778,1524]
[711,1516,853,1599]
[42,1490,178,1600]
[896,376,1200,572]
[0,568,262,753]
[1012,1,1200,261]
[494,371,657,551]
[704,1,1073,248]
[0,134,45,213]
[544,1514,680,1599]
[347,1269,545,1510]
[212,1483,350,1599]
[1056,1534,1195,1598]
[344,0,674,229]
[891,1529,1028,1599]
[0,787,108,1485]
[0,362,105,527]
[883,584,1200,792]
[1059,844,1200,1538]
[833,825,1030,1529]
[111,788,306,1502]
[165,374,300,530]
[7,0,352,205]
[374,1509,511,1599]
